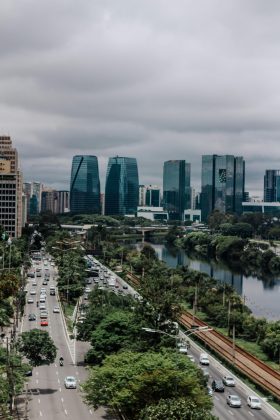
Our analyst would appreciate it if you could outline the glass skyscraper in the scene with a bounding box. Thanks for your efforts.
[70,155,101,214]
[163,160,191,220]
[105,156,139,215]
[201,155,245,221]
[264,170,280,202]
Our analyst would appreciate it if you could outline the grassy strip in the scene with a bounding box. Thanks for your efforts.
[61,302,75,334]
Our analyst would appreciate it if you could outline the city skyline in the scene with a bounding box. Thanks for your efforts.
[1,2,280,196]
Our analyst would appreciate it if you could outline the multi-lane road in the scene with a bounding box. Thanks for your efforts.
[22,255,110,420]
[86,255,280,420]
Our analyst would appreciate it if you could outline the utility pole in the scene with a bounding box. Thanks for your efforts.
[227,299,231,336]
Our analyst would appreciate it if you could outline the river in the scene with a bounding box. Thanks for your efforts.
[133,241,280,321]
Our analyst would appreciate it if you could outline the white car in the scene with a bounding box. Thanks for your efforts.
[64,376,77,389]
[85,287,91,293]
[53,306,60,313]
[27,298,34,304]
[199,353,210,365]
[39,304,46,310]
[223,376,235,387]
[30,290,36,295]
[32,281,37,286]
[247,396,262,409]
[187,354,195,363]
[227,394,242,408]
[178,344,188,354]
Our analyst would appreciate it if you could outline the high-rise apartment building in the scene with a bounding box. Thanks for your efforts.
[70,156,101,214]
[264,170,280,202]
[163,160,191,220]
[105,156,139,215]
[0,136,23,238]
[23,181,43,217]
[201,155,245,221]
[139,185,147,206]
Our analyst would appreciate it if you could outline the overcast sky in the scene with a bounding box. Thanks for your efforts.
[1,0,280,195]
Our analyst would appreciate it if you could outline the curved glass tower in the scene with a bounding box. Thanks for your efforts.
[105,156,139,215]
[70,155,101,214]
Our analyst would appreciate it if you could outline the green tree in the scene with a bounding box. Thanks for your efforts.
[83,350,212,419]
[17,329,57,366]
[85,310,144,364]
[139,397,217,420]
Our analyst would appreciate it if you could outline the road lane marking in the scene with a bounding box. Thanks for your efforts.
[214,395,220,401]
[228,410,234,416]
[64,409,68,415]
[39,411,43,417]
[36,371,39,376]
[59,387,62,392]
[55,364,57,368]
[61,397,64,403]
[76,371,79,375]
[56,371,58,375]
[248,412,254,417]
[38,399,40,404]
[58,378,60,384]
[36,379,39,384]
[89,409,93,415]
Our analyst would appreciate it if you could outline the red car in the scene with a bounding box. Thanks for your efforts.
[40,320,48,326]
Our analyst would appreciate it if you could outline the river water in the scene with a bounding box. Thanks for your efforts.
[133,241,280,321]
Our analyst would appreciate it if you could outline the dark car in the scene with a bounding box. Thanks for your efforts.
[28,313,36,321]
[211,379,225,392]
[42,280,48,285]
[24,369,33,377]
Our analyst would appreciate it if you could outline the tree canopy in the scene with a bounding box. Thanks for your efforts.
[17,329,57,366]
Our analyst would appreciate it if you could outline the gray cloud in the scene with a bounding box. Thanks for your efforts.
[1,0,280,197]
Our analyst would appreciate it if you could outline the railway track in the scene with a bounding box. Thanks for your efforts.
[126,272,280,399]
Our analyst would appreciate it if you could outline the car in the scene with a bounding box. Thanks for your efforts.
[40,311,48,319]
[64,376,77,389]
[247,396,262,409]
[199,353,209,365]
[211,379,225,392]
[51,262,55,266]
[37,272,42,277]
[39,304,46,311]
[28,313,36,321]
[223,376,235,387]
[201,367,209,378]
[42,280,47,285]
[86,279,92,284]
[83,294,88,300]
[40,297,46,303]
[207,385,213,396]
[30,290,36,295]
[32,281,37,286]
[85,287,91,293]
[122,284,128,289]
[27,298,34,304]
[40,288,46,293]
[187,354,195,363]
[45,267,49,271]
[40,320,48,326]
[53,306,60,313]
[178,344,188,354]
[24,369,33,377]
[226,395,242,408]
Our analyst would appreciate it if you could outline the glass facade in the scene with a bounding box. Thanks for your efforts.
[264,170,280,202]
[163,160,191,220]
[70,155,100,214]
[105,156,139,215]
[201,155,245,221]
[145,188,160,207]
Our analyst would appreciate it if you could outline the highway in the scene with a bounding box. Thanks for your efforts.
[22,255,110,420]
[86,255,280,420]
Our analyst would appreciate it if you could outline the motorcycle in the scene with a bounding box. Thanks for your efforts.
[59,359,64,366]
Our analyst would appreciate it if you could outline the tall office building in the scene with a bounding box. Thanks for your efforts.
[139,185,161,207]
[23,181,43,217]
[201,155,245,221]
[0,136,23,238]
[41,190,69,214]
[163,160,191,220]
[70,155,101,214]
[105,156,139,215]
[264,170,280,202]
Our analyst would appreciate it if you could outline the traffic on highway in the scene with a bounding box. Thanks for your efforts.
[23,252,107,420]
